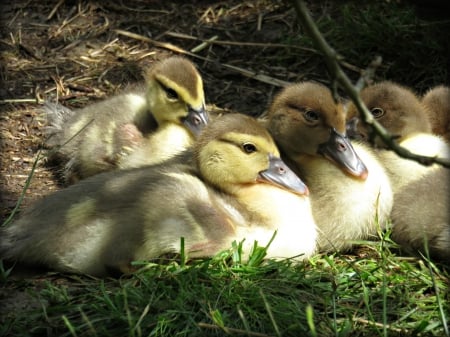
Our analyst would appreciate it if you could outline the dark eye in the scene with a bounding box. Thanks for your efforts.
[164,87,178,100]
[371,107,384,118]
[303,109,319,122]
[242,143,257,154]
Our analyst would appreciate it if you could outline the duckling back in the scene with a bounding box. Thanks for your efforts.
[0,163,239,275]
[390,167,450,263]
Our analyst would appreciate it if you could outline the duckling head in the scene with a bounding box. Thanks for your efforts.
[195,113,308,197]
[145,56,209,136]
[266,82,368,179]
[422,85,450,140]
[346,81,432,147]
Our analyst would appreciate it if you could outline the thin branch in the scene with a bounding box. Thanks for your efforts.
[289,0,450,169]
[355,55,383,91]
[165,31,318,53]
[114,29,290,87]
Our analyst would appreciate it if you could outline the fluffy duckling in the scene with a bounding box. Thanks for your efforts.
[421,85,450,143]
[45,56,209,184]
[1,114,317,276]
[346,81,450,262]
[265,82,393,252]
[346,81,431,144]
[390,167,450,263]
[346,80,450,191]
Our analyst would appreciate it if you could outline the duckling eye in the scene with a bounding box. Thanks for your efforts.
[242,143,257,154]
[303,109,319,122]
[371,107,384,118]
[164,86,179,100]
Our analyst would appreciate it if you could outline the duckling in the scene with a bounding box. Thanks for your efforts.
[45,56,209,184]
[390,167,450,263]
[421,85,450,143]
[265,82,393,252]
[346,80,450,191]
[1,114,317,276]
[346,80,432,146]
[346,81,450,262]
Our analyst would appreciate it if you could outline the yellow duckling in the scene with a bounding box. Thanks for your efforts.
[265,82,393,252]
[421,85,450,143]
[346,81,450,263]
[45,56,209,184]
[1,114,317,276]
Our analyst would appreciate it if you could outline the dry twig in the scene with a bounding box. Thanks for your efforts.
[114,29,290,87]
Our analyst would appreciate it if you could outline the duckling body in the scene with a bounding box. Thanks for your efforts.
[421,85,450,143]
[390,167,450,263]
[265,82,393,252]
[45,56,208,184]
[346,81,450,262]
[298,142,393,251]
[1,114,316,276]
[376,132,450,191]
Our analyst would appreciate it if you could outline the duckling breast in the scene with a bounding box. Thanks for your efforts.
[302,142,393,252]
[235,183,317,260]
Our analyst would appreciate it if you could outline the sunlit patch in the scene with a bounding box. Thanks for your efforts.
[126,93,148,111]
[66,198,96,224]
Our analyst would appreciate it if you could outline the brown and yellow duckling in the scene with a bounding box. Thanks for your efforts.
[265,82,393,253]
[346,80,449,191]
[45,56,209,184]
[1,113,317,276]
[346,80,450,263]
[346,80,432,145]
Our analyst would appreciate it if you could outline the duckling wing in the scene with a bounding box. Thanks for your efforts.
[44,87,157,181]
[0,162,243,276]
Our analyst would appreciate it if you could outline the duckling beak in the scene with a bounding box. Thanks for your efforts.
[318,128,368,180]
[258,154,309,196]
[346,116,365,140]
[183,105,209,137]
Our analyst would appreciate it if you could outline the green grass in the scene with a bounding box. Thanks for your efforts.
[1,234,449,337]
